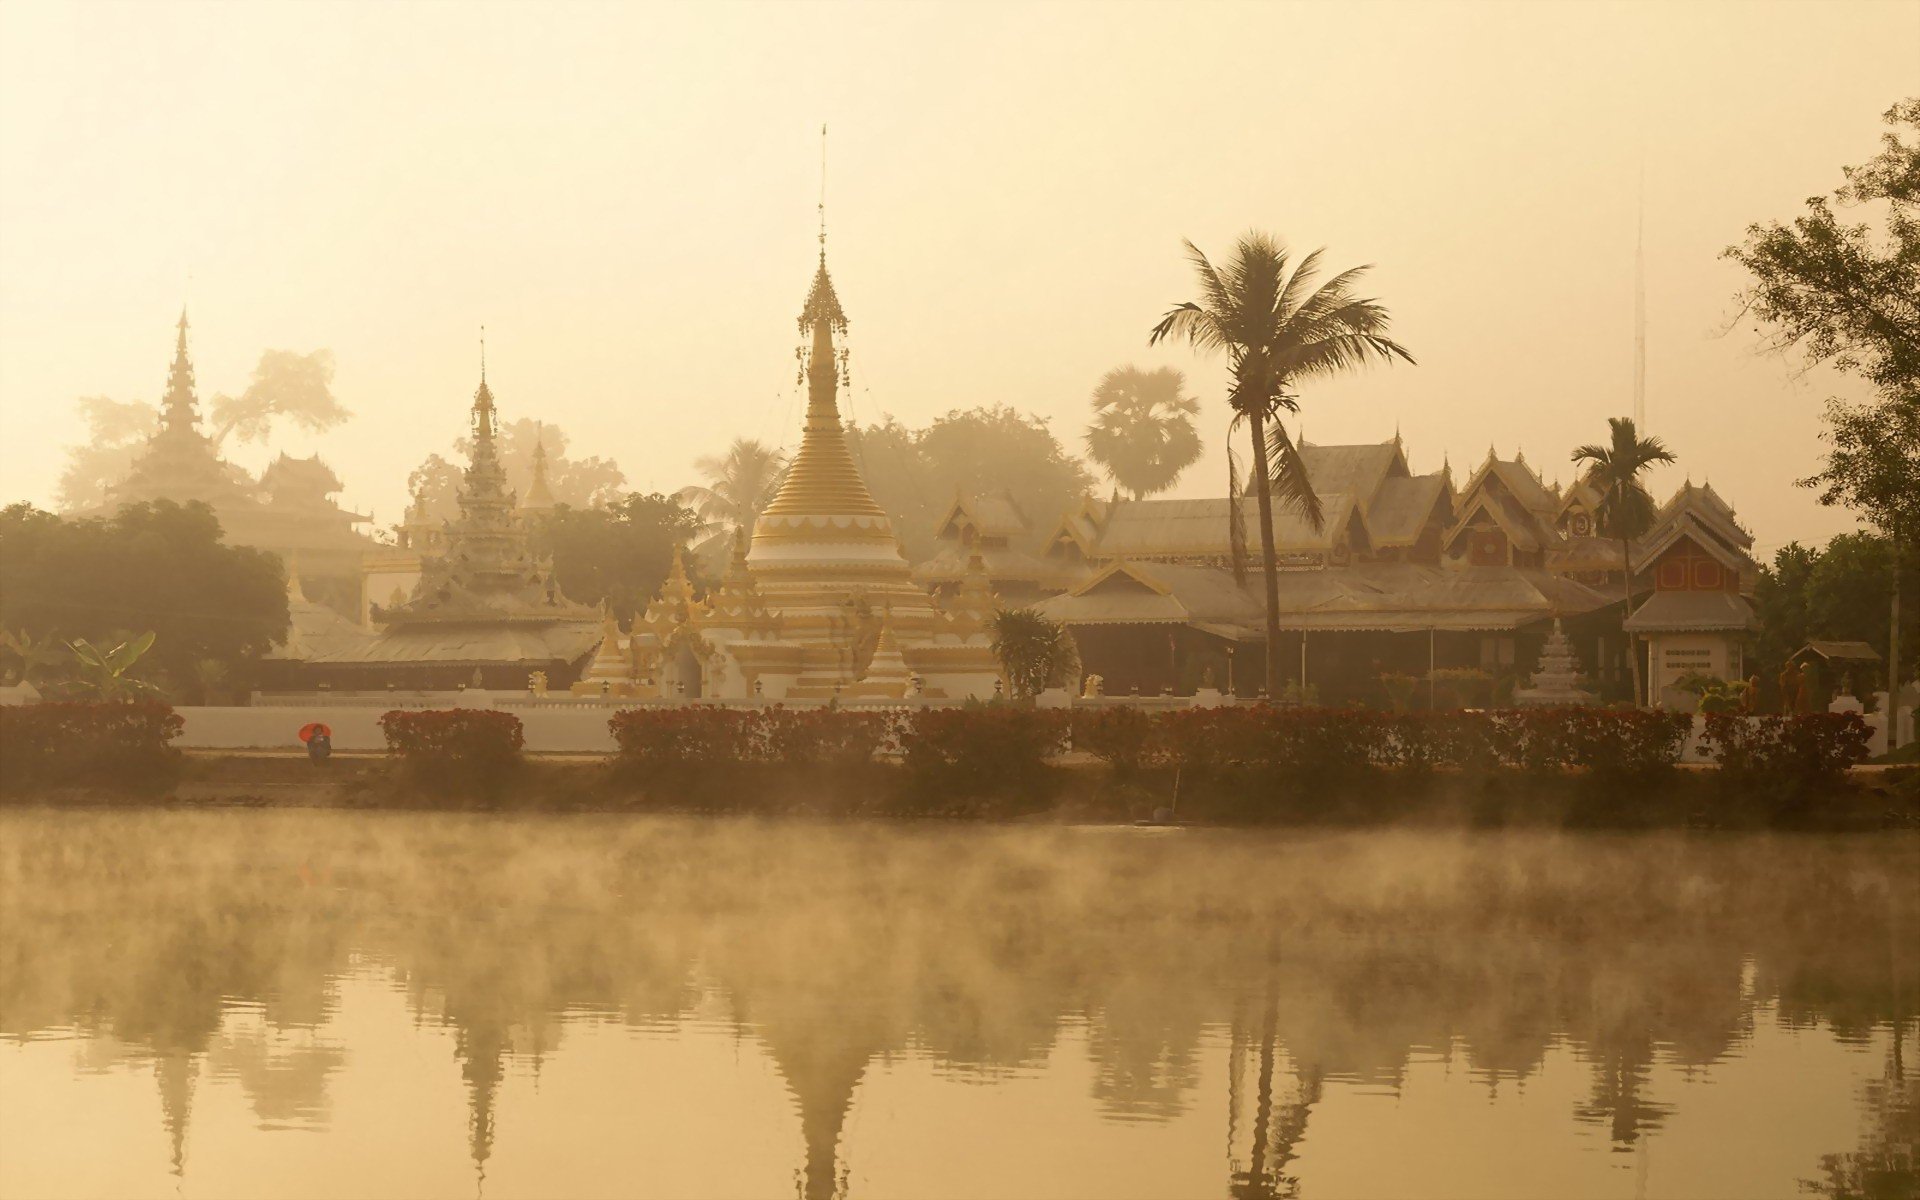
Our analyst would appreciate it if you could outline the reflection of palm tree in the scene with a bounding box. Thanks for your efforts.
[1153,233,1412,691]
[676,438,789,551]
[1083,366,1203,500]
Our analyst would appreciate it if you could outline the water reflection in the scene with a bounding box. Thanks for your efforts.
[0,814,1913,1199]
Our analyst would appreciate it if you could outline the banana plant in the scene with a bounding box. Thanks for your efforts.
[0,628,66,686]
[65,631,160,700]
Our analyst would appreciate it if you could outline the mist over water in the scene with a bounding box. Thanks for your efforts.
[0,812,1913,1199]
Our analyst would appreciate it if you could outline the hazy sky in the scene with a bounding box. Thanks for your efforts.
[2,0,1914,555]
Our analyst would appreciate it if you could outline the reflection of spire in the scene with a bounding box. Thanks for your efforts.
[456,1024,504,1194]
[758,1027,868,1200]
[155,1050,197,1178]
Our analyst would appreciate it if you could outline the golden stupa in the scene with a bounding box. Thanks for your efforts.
[579,236,1002,702]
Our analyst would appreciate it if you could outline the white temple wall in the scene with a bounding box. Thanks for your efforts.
[1646,632,1744,707]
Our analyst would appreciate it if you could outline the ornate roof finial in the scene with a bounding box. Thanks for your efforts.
[818,123,828,265]
[479,323,487,383]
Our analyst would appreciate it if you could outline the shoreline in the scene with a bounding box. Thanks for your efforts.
[6,751,1914,831]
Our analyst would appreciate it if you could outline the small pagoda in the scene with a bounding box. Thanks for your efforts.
[107,311,373,605]
[303,361,601,690]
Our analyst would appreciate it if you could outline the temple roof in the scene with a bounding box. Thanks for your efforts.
[1622,588,1760,633]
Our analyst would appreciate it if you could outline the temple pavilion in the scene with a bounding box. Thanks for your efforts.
[570,243,1002,701]
[99,312,374,610]
[1012,438,1758,705]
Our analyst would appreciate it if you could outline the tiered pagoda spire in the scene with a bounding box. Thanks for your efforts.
[757,251,887,523]
[160,308,202,437]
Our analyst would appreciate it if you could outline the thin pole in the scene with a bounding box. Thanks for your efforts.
[1428,627,1436,710]
[1891,537,1903,750]
[1299,632,1308,697]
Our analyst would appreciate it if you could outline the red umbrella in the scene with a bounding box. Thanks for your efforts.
[298,722,332,744]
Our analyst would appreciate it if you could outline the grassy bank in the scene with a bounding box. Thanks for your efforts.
[9,751,1915,831]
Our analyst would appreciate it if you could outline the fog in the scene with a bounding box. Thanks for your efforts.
[2,1,1915,550]
[1,812,1912,1197]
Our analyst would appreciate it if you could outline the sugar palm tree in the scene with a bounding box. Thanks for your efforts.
[676,438,789,550]
[1572,417,1675,707]
[1151,232,1413,693]
[1084,366,1204,500]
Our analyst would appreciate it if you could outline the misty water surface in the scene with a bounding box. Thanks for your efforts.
[0,812,1913,1200]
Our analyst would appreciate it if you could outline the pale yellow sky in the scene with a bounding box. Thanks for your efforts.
[2,0,1914,554]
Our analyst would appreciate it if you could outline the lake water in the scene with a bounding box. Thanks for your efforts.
[0,811,1913,1200]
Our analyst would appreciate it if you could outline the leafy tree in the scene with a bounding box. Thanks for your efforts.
[675,438,788,551]
[534,492,703,623]
[1151,232,1412,691]
[207,349,349,451]
[0,501,288,698]
[1756,532,1920,687]
[56,396,160,512]
[1725,98,1919,399]
[848,406,1097,561]
[988,608,1080,699]
[1572,417,1676,707]
[410,418,625,517]
[56,349,348,512]
[1083,366,1203,500]
[1728,96,1919,726]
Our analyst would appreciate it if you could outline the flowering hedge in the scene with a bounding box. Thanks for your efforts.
[0,700,184,793]
[608,705,890,768]
[1070,706,1693,778]
[379,709,525,772]
[898,706,1067,796]
[1697,712,1872,781]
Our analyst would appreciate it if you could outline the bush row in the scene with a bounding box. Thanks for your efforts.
[1070,706,1699,778]
[0,700,184,794]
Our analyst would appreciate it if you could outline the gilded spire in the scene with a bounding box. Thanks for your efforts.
[757,229,886,522]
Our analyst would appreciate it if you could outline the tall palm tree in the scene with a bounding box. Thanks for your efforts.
[675,438,789,550]
[1151,232,1413,693]
[1084,366,1204,500]
[1572,417,1675,707]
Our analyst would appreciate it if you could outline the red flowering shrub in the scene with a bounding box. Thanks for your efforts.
[608,706,890,768]
[756,707,891,767]
[1698,713,1871,781]
[0,700,183,794]
[899,705,1067,808]
[609,705,761,766]
[1070,706,1165,773]
[379,709,524,775]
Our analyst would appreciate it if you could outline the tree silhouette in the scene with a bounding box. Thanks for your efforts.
[1152,232,1412,691]
[1083,365,1203,500]
[1571,417,1675,706]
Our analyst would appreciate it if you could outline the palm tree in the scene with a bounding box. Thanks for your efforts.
[1572,417,1675,707]
[1151,232,1413,693]
[988,608,1080,700]
[675,438,789,550]
[1084,366,1204,500]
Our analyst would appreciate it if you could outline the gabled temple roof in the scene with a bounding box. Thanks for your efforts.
[1622,588,1760,633]
[932,490,1029,542]
[1297,440,1407,515]
[1366,474,1451,547]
